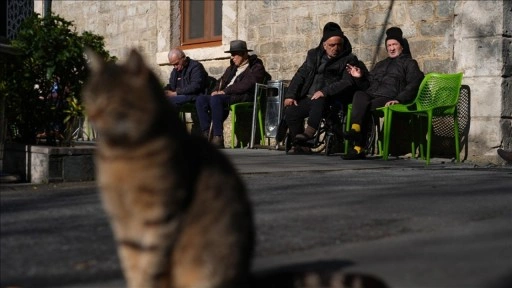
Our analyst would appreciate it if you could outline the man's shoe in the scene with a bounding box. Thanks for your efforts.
[342,148,365,160]
[287,145,312,155]
[295,126,316,142]
[498,148,512,162]
[295,133,314,142]
[211,136,225,149]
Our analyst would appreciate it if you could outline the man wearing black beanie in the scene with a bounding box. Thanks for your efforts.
[343,26,424,160]
[284,22,364,154]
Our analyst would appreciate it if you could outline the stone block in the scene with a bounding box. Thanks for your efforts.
[127,6,137,17]
[354,1,379,11]
[501,77,512,116]
[367,10,390,27]
[455,38,503,77]
[310,3,338,16]
[410,40,434,57]
[463,77,503,118]
[505,0,512,36]
[504,38,512,77]
[296,19,316,35]
[423,59,456,74]
[499,118,512,148]
[431,39,454,58]
[419,20,453,37]
[391,2,408,26]
[260,41,286,55]
[408,2,435,22]
[136,2,153,15]
[3,144,96,183]
[437,0,456,18]
[468,117,502,155]
[334,1,355,13]
[456,1,503,38]
[348,14,366,29]
[62,155,95,182]
[359,27,383,46]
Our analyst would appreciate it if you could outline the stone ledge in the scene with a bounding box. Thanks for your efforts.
[3,144,96,184]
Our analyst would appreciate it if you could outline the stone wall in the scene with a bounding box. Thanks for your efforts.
[35,0,168,80]
[41,0,511,161]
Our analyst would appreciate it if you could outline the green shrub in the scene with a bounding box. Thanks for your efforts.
[2,13,116,146]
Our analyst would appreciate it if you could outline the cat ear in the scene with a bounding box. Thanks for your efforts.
[126,49,149,77]
[85,48,105,73]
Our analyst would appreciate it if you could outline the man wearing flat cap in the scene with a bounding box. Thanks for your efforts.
[343,26,424,160]
[195,40,270,148]
[283,22,365,154]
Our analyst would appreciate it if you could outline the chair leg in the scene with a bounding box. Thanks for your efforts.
[454,115,461,163]
[375,115,382,156]
[344,104,352,154]
[410,115,420,159]
[426,112,433,165]
[231,107,236,149]
[382,108,392,161]
[258,106,265,146]
[418,116,425,160]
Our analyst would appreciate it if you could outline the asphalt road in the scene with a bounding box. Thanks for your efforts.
[1,149,512,288]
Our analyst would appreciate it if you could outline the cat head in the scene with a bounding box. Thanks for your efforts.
[82,49,168,146]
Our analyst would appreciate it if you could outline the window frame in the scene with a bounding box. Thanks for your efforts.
[180,0,221,49]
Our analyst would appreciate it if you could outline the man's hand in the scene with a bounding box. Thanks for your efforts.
[165,90,177,97]
[385,100,399,106]
[346,64,362,78]
[284,98,297,107]
[311,91,325,100]
[211,90,225,96]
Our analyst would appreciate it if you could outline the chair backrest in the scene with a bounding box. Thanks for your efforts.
[415,72,464,111]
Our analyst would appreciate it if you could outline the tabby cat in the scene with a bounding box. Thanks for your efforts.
[82,49,254,288]
[82,48,388,288]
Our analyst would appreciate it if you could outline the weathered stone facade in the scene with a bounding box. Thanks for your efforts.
[38,0,511,162]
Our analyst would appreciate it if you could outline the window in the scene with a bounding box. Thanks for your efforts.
[181,0,222,48]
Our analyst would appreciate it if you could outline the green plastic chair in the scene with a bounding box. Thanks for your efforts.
[377,72,464,164]
[230,81,267,148]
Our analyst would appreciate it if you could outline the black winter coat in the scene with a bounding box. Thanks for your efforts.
[285,36,361,100]
[364,53,424,103]
[165,57,209,96]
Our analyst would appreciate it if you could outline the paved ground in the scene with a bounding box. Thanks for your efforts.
[1,149,511,288]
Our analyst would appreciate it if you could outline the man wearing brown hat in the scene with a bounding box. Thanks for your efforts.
[283,22,364,154]
[195,40,270,148]
[343,26,424,160]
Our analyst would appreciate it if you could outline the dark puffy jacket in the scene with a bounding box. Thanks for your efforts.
[364,53,424,103]
[165,57,208,95]
[285,36,362,100]
[214,54,270,103]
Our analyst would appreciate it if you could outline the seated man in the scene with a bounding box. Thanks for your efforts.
[283,22,364,154]
[343,27,424,160]
[195,40,269,148]
[164,48,209,108]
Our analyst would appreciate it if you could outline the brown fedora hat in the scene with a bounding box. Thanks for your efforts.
[224,40,253,53]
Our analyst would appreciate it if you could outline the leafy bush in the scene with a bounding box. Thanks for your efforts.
[2,13,116,146]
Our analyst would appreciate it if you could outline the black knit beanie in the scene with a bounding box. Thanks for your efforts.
[321,22,344,42]
[385,27,405,46]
